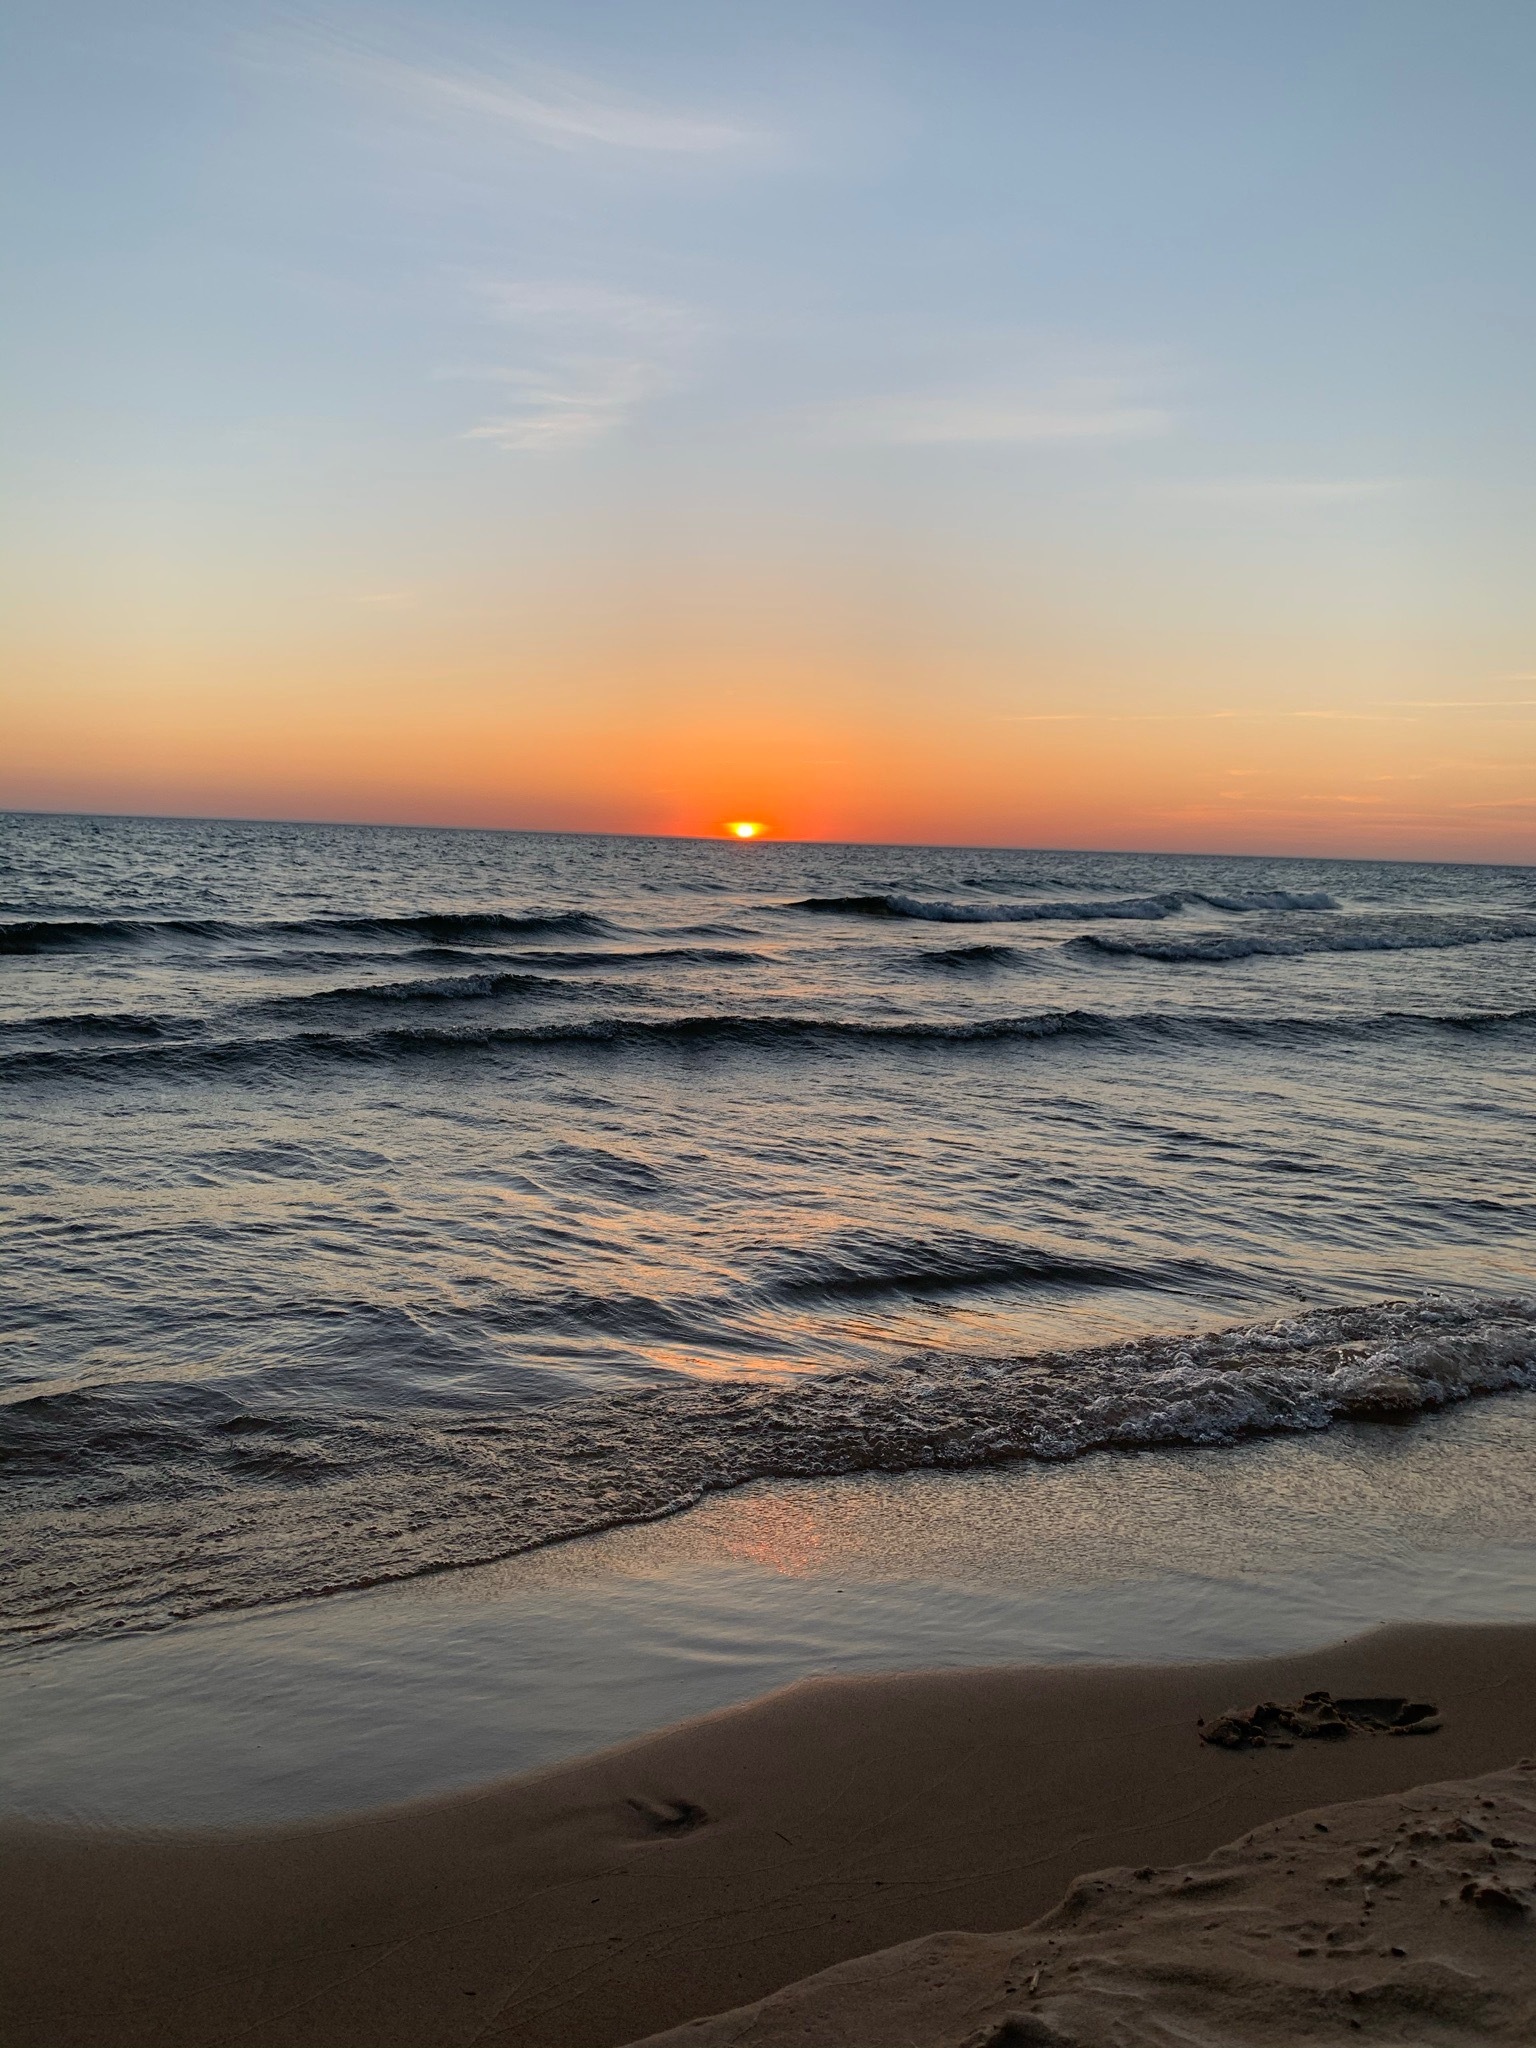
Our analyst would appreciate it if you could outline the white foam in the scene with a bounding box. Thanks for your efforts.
[10,1295,1534,1647]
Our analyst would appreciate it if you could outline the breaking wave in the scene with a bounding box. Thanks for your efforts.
[4,1293,1532,1645]
[1081,913,1536,964]
[1195,889,1343,912]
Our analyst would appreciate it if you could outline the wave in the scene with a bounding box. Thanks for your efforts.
[1195,890,1342,913]
[0,1009,183,1040]
[227,942,764,977]
[4,1004,1533,1080]
[264,970,609,1012]
[910,943,1022,969]
[4,1294,1531,1645]
[265,954,765,1010]
[0,917,159,954]
[0,909,609,954]
[790,891,1186,922]
[456,944,761,969]
[788,889,1339,923]
[1079,913,1536,964]
[280,909,612,942]
[763,1234,1199,1300]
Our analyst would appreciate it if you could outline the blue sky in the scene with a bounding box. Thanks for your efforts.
[4,1,1534,852]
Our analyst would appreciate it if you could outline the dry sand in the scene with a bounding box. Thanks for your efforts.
[3,1622,1536,2048]
[631,1764,1536,2045]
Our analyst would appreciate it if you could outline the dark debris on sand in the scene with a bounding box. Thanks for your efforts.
[1199,1690,1441,1750]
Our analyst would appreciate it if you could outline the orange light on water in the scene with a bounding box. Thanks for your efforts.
[724,820,766,840]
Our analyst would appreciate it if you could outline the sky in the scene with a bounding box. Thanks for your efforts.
[3,0,1535,859]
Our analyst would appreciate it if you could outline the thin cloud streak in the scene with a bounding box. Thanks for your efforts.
[1001,709,1407,725]
[999,712,1231,724]
[818,393,1170,447]
[1001,700,1536,726]
[474,282,705,344]
[1153,477,1406,505]
[463,360,666,452]
[262,17,762,156]
[382,64,754,154]
[1382,698,1536,711]
[453,280,704,452]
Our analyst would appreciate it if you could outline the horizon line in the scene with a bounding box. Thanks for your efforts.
[2,805,1530,873]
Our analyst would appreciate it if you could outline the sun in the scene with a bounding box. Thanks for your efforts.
[724,820,766,840]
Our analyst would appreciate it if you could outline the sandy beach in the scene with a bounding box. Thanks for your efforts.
[10,5,1536,2039]
[632,1759,1536,2045]
[5,1620,1536,2048]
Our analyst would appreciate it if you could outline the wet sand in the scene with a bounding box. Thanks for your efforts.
[13,1400,1536,1833]
[4,1621,1536,2047]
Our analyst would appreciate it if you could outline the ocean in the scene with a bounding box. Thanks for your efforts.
[4,810,1535,1653]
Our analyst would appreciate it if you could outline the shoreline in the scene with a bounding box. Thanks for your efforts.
[6,1621,1536,2047]
[11,1292,1533,1655]
[10,1397,1536,1830]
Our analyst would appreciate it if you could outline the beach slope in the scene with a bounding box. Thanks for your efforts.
[3,1623,1535,2048]
[631,1762,1536,2045]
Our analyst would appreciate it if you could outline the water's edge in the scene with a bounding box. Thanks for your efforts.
[6,1291,1532,1650]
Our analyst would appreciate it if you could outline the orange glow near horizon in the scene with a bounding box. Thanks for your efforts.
[5,618,1536,863]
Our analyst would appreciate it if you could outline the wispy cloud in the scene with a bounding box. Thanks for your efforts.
[998,708,1396,725]
[1152,477,1406,506]
[999,711,1223,724]
[462,360,666,452]
[377,58,753,154]
[1382,697,1536,711]
[451,281,704,453]
[475,281,703,343]
[998,707,1457,729]
[268,18,762,156]
[815,387,1170,448]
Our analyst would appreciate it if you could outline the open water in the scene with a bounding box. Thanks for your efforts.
[3,811,1534,1647]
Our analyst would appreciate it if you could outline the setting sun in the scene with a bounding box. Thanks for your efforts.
[724,821,766,840]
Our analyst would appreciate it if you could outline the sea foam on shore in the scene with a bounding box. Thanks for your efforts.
[7,1292,1535,1647]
